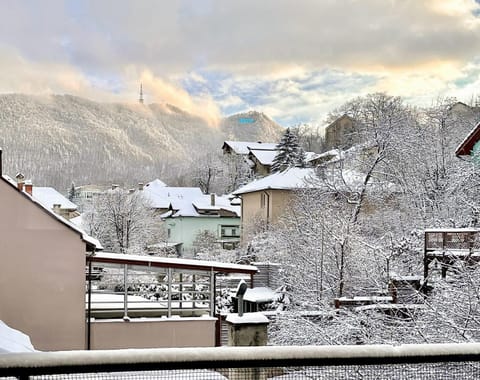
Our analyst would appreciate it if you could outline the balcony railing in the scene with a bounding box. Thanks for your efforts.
[2,343,480,379]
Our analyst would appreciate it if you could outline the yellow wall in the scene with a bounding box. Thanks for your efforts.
[0,179,87,350]
[240,189,294,241]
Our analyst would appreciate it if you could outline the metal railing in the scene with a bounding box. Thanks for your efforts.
[2,343,480,379]
[87,264,213,320]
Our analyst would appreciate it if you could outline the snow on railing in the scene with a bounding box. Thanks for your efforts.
[2,343,480,378]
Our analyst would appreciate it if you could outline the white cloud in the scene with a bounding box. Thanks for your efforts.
[0,0,480,124]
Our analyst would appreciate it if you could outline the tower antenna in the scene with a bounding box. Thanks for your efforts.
[139,83,144,104]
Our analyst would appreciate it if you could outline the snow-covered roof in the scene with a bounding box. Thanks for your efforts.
[143,184,203,211]
[424,227,480,233]
[249,149,277,166]
[233,165,396,196]
[143,182,240,218]
[88,251,258,274]
[32,187,77,210]
[223,141,277,155]
[307,149,344,163]
[225,312,270,325]
[144,178,167,189]
[1,175,102,251]
[192,194,240,217]
[70,214,83,227]
[243,287,276,303]
[354,304,425,312]
[233,167,318,195]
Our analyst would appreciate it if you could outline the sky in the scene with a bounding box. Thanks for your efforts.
[0,0,480,126]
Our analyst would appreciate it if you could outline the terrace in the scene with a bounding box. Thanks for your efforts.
[85,252,257,349]
[424,228,480,280]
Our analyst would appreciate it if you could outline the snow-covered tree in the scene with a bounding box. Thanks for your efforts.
[271,128,307,172]
[292,123,326,153]
[83,188,165,254]
[251,93,480,346]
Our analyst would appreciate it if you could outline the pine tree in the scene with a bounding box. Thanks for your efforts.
[68,182,76,202]
[271,128,307,173]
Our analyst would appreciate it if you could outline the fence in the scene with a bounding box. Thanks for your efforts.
[2,343,480,379]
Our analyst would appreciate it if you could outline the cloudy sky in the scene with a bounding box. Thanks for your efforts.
[1,0,480,125]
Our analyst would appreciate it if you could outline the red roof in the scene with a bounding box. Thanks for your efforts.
[456,121,480,156]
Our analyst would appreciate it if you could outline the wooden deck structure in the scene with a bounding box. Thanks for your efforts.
[424,228,480,281]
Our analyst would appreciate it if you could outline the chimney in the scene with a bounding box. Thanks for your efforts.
[210,193,216,206]
[24,180,33,195]
[138,182,144,191]
[16,173,25,192]
[52,204,61,215]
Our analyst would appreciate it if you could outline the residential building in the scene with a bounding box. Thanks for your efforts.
[324,114,359,150]
[456,120,480,158]
[247,149,278,176]
[142,181,241,254]
[233,167,318,240]
[31,186,80,220]
[0,163,101,351]
[222,141,278,177]
[0,152,258,350]
[222,141,277,156]
[74,184,110,200]
[233,164,395,241]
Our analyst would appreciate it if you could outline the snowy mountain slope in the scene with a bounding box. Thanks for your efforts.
[0,94,283,189]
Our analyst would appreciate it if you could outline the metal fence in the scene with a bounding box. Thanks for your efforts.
[2,343,480,379]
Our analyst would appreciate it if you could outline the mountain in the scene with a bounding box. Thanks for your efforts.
[0,94,283,190]
[221,111,284,142]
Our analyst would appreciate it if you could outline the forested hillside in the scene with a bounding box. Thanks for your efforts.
[0,94,283,190]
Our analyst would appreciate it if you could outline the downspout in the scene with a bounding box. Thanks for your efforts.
[167,268,172,318]
[87,258,92,350]
[214,272,220,347]
[123,264,129,320]
[263,191,270,225]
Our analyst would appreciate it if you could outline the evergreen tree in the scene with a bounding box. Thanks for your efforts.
[68,182,76,202]
[271,128,307,172]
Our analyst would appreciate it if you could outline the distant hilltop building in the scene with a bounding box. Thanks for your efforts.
[139,83,144,104]
[324,114,359,151]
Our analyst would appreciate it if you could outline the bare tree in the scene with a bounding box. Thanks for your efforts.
[83,189,165,254]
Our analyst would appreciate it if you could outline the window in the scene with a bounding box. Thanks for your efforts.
[220,225,240,238]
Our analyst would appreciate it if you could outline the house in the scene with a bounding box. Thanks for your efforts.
[455,120,480,158]
[324,114,359,150]
[306,149,344,167]
[0,155,102,351]
[0,151,260,350]
[233,162,397,241]
[142,182,241,254]
[31,185,80,220]
[222,141,323,177]
[233,167,318,239]
[222,141,277,156]
[73,184,110,200]
[222,141,279,177]
[247,149,278,176]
